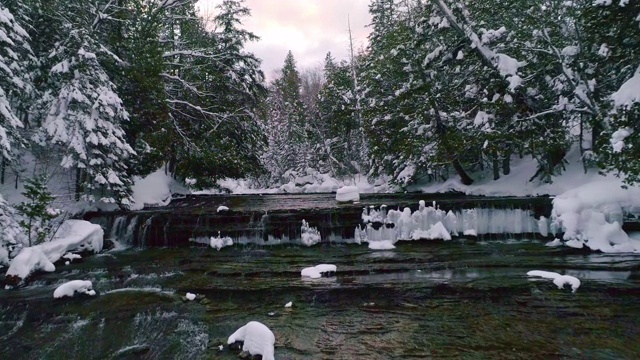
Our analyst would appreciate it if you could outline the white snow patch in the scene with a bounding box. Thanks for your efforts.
[610,128,632,153]
[612,66,640,108]
[284,301,292,308]
[336,186,360,202]
[130,168,173,210]
[368,240,396,250]
[227,321,275,360]
[53,280,95,298]
[216,205,229,212]
[301,264,337,279]
[186,292,196,301]
[527,270,581,292]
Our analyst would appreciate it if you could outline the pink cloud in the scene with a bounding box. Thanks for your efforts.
[197,0,371,78]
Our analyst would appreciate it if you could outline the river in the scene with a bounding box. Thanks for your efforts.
[1,237,639,359]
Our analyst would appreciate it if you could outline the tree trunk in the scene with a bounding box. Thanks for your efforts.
[1,156,5,185]
[492,150,500,180]
[75,168,82,201]
[502,152,511,175]
[452,158,474,185]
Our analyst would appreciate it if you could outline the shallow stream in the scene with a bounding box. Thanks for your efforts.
[1,239,639,359]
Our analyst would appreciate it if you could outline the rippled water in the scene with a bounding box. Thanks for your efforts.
[1,239,640,359]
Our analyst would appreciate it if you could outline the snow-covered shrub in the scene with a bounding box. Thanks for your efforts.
[15,175,62,246]
[0,194,26,265]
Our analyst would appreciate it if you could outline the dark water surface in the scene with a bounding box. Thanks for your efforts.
[1,239,639,359]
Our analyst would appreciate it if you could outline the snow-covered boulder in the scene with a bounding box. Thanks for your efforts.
[227,321,275,360]
[53,280,96,299]
[527,270,581,293]
[301,264,337,279]
[5,220,103,286]
[551,181,640,253]
[217,205,229,212]
[336,186,360,202]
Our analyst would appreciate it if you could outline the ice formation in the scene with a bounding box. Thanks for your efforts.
[227,321,275,360]
[209,234,233,251]
[53,280,96,298]
[527,270,581,293]
[356,202,542,244]
[301,220,321,246]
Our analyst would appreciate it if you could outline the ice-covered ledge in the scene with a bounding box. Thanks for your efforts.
[5,220,103,287]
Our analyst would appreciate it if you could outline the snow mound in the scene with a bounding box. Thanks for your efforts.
[301,220,321,246]
[217,205,229,212]
[53,280,96,299]
[227,321,275,360]
[336,186,360,202]
[301,264,337,279]
[186,292,196,301]
[368,240,396,250]
[130,168,173,210]
[284,301,292,308]
[5,220,103,285]
[551,181,640,253]
[6,247,55,281]
[527,270,581,293]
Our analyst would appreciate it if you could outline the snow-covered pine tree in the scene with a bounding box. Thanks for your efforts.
[159,0,266,188]
[263,51,310,184]
[38,2,135,205]
[0,3,33,162]
[317,52,362,176]
[0,193,26,265]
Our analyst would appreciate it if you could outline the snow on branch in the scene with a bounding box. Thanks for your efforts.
[612,65,640,108]
[431,0,525,91]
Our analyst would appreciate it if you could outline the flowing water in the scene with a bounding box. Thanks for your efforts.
[1,238,640,359]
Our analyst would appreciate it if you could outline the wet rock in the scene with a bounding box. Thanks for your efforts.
[181,296,189,303]
[228,341,243,351]
[196,294,205,301]
[239,350,252,359]
[178,259,193,266]
[102,239,115,251]
[113,344,151,358]
[4,274,22,288]
[200,298,212,305]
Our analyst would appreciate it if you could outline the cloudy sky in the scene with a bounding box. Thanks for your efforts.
[196,0,372,80]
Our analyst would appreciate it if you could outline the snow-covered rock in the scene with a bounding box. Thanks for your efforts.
[5,220,103,286]
[301,264,337,279]
[217,205,229,212]
[551,181,640,253]
[284,301,292,308]
[186,292,196,301]
[527,270,581,293]
[336,186,360,202]
[227,321,275,360]
[53,280,96,299]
